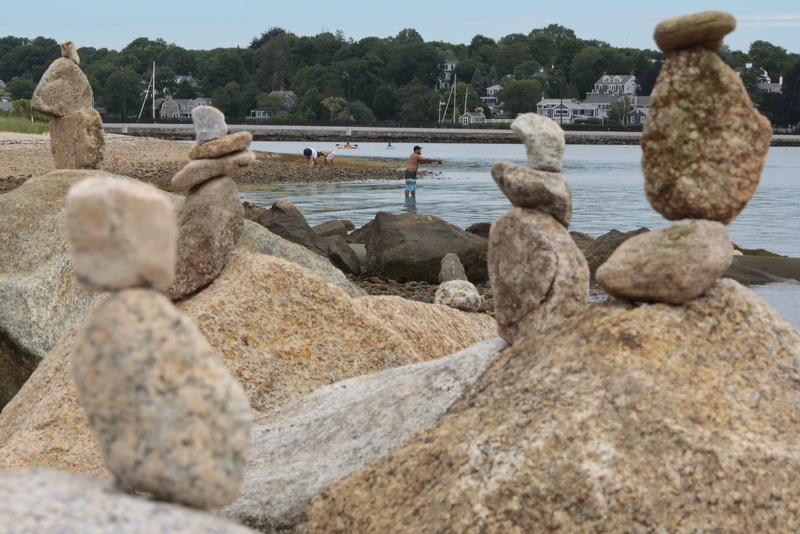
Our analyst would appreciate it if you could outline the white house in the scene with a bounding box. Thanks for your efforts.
[438,59,458,90]
[536,98,599,124]
[480,84,503,116]
[460,110,485,125]
[588,74,638,97]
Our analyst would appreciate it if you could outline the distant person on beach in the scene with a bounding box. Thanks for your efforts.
[318,149,336,166]
[404,145,441,198]
[303,148,317,166]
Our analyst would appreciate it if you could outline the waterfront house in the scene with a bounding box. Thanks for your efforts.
[460,110,486,125]
[438,59,458,90]
[157,96,213,119]
[588,74,639,97]
[480,84,503,116]
[537,98,600,125]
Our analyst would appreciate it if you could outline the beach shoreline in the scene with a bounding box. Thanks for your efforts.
[0,132,404,194]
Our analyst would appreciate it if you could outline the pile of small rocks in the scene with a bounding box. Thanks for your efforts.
[65,176,252,510]
[488,113,590,344]
[31,41,104,169]
[165,106,255,299]
[597,10,772,304]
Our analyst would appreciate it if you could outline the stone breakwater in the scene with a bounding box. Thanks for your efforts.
[104,126,800,146]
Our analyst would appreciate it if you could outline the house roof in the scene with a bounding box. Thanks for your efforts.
[583,94,624,104]
[595,74,636,85]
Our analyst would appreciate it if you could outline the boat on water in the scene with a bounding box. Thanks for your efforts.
[336,143,358,149]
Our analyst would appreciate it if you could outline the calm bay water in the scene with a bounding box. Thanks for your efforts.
[241,141,800,327]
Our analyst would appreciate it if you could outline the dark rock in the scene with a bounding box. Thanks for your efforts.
[257,199,359,275]
[569,231,595,255]
[465,222,492,239]
[365,212,488,284]
[313,220,349,239]
[346,220,374,244]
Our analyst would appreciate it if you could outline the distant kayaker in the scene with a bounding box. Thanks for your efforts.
[404,145,441,198]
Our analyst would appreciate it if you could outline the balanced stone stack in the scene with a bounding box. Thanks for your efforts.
[31,40,104,169]
[597,11,772,304]
[65,177,252,509]
[165,106,255,300]
[434,253,482,312]
[488,113,589,344]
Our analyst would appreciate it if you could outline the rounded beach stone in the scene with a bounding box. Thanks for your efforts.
[641,48,772,224]
[654,11,736,54]
[31,57,93,117]
[72,288,253,510]
[434,280,481,312]
[596,219,733,304]
[510,113,564,172]
[49,107,105,169]
[65,177,177,292]
[172,150,255,190]
[489,208,588,345]
[491,161,572,228]
[164,176,244,300]
[192,106,228,144]
[189,131,253,160]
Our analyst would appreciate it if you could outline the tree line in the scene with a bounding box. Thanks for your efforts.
[1,25,798,127]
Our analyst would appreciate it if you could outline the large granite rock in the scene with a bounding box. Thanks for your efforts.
[219,338,507,532]
[641,46,772,224]
[258,199,360,275]
[0,252,497,474]
[0,469,259,533]
[491,161,572,228]
[0,171,108,408]
[49,107,105,169]
[303,279,800,533]
[654,10,736,54]
[510,112,565,172]
[365,211,488,283]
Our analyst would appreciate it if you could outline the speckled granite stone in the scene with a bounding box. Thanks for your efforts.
[72,288,252,509]
[488,208,589,344]
[0,469,259,533]
[641,47,772,224]
[65,177,176,292]
[510,112,565,172]
[49,107,105,169]
[654,10,736,54]
[164,175,243,300]
[31,57,93,118]
[491,161,572,228]
[434,280,482,312]
[597,219,733,304]
[171,150,255,190]
[439,252,468,283]
[189,131,253,160]
[192,106,228,144]
[60,40,80,64]
[303,279,800,534]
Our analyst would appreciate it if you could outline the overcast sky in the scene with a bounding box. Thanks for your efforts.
[3,1,799,55]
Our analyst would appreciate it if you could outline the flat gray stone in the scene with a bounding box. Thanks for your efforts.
[189,131,253,160]
[172,150,255,190]
[439,252,468,283]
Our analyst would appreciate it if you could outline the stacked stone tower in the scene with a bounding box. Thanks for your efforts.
[488,113,590,344]
[597,11,772,303]
[65,177,252,510]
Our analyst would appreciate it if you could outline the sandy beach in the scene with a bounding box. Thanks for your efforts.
[0,132,404,194]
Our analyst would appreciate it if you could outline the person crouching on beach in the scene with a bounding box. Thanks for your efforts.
[318,149,335,166]
[303,148,318,166]
[404,145,441,198]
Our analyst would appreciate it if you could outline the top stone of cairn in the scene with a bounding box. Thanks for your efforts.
[510,113,565,173]
[654,11,736,54]
[192,106,228,144]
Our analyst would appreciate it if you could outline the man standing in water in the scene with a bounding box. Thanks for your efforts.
[404,146,442,198]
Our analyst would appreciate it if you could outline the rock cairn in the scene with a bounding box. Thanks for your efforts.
[65,177,252,510]
[165,106,254,300]
[597,11,772,304]
[31,40,104,169]
[488,113,589,345]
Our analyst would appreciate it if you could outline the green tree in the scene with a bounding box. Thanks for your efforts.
[100,67,142,116]
[384,42,442,87]
[493,42,533,78]
[497,79,543,116]
[372,83,398,120]
[748,40,789,81]
[775,61,800,128]
[398,80,439,122]
[607,95,634,126]
[347,100,376,122]
[322,95,348,121]
[5,76,36,100]
[249,27,288,50]
[212,81,243,117]
[256,92,288,115]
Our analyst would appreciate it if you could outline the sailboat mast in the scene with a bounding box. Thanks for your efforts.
[151,62,156,121]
